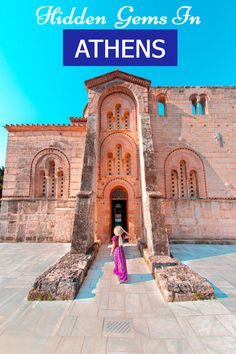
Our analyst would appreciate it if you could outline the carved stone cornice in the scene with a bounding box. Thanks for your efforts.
[85,69,151,89]
[5,123,86,132]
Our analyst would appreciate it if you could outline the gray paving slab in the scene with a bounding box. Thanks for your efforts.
[0,243,236,353]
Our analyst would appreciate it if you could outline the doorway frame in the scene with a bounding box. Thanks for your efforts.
[110,186,128,237]
[97,178,138,244]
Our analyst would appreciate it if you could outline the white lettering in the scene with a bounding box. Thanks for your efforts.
[136,40,150,58]
[73,7,87,25]
[122,40,135,58]
[88,39,104,58]
[63,7,76,25]
[36,6,106,26]
[172,6,201,25]
[74,40,90,58]
[105,39,119,58]
[73,39,167,60]
[140,16,159,25]
[160,16,168,25]
[115,6,134,29]
[36,6,61,25]
[152,40,165,58]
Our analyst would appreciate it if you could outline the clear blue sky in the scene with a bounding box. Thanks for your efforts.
[0,0,236,166]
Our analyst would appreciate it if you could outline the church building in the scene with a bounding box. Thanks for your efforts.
[0,70,236,254]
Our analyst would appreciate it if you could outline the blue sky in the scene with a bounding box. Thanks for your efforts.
[0,0,236,166]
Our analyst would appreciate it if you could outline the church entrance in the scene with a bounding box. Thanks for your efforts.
[111,188,127,238]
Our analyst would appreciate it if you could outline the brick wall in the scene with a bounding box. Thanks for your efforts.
[164,199,236,242]
[150,87,236,198]
[3,130,86,198]
[0,129,86,242]
[0,199,75,242]
[150,87,236,242]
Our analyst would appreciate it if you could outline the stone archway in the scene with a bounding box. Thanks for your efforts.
[110,187,128,239]
[96,179,141,244]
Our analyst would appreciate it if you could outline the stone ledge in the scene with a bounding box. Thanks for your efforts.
[28,243,99,301]
[142,247,181,273]
[141,246,214,302]
[155,265,214,302]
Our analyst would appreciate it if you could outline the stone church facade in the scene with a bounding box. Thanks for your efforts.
[1,70,236,254]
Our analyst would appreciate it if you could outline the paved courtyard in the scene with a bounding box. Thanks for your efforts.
[1,243,236,353]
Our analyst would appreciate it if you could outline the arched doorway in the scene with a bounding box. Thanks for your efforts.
[111,187,128,237]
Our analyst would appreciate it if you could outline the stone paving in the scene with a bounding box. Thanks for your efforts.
[1,243,236,353]
[170,244,236,315]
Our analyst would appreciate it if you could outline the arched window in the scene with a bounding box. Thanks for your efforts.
[31,149,69,199]
[189,170,198,198]
[106,104,131,130]
[157,95,167,116]
[107,112,113,130]
[199,95,207,115]
[48,161,56,198]
[165,148,206,199]
[123,111,130,130]
[164,148,207,199]
[171,170,178,198]
[125,153,131,176]
[169,162,198,199]
[190,94,208,115]
[105,146,133,177]
[179,160,188,198]
[197,102,203,115]
[57,171,64,198]
[190,96,198,115]
[107,153,114,176]
[39,170,47,198]
[115,104,121,129]
[116,145,122,175]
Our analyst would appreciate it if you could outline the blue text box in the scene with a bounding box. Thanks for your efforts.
[63,30,177,66]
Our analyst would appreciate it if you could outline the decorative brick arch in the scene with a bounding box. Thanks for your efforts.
[98,87,138,133]
[156,93,169,116]
[164,147,207,198]
[102,178,137,241]
[99,132,139,178]
[30,148,70,198]
[96,176,140,243]
[102,178,136,200]
[98,86,137,110]
[156,92,170,102]
[189,93,210,115]
[189,92,211,101]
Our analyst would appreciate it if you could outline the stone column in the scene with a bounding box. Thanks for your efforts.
[71,114,97,253]
[138,111,169,255]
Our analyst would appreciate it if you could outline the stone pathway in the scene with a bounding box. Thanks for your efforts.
[0,243,236,353]
[171,244,236,315]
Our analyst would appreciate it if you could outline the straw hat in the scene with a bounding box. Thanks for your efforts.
[113,226,124,247]
[114,226,124,236]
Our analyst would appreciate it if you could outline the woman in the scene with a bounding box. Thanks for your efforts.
[110,226,129,283]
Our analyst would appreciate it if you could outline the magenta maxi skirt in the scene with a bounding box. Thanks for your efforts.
[112,240,128,282]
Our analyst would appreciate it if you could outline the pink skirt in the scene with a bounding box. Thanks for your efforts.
[113,245,128,282]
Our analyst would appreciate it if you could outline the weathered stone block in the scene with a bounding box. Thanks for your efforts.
[0,222,7,239]
[7,201,18,214]
[28,243,99,301]
[142,247,180,274]
[16,223,26,242]
[155,264,214,302]
[142,246,214,302]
